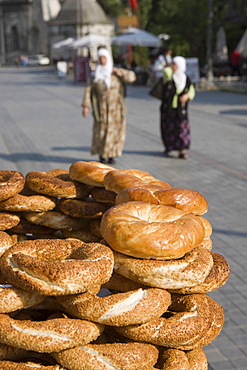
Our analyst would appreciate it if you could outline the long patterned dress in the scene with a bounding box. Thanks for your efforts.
[82,68,136,159]
[160,67,195,152]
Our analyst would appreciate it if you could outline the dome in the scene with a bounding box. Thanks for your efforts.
[52,0,111,25]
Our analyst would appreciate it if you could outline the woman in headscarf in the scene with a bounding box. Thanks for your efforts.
[160,56,195,159]
[82,48,136,164]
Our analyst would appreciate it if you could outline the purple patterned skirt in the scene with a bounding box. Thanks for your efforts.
[160,108,191,151]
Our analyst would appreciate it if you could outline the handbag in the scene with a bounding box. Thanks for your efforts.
[149,78,163,100]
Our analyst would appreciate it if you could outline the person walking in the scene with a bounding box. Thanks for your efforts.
[160,56,195,159]
[82,48,136,164]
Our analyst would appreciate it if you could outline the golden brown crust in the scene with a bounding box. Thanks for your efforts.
[0,231,13,257]
[52,342,159,370]
[168,252,230,294]
[0,313,103,353]
[8,218,56,235]
[57,287,171,326]
[100,202,206,259]
[90,186,117,204]
[104,169,172,194]
[0,239,114,295]
[0,285,45,313]
[62,229,102,243]
[113,246,214,290]
[115,293,224,350]
[0,171,25,202]
[0,362,66,370]
[69,161,115,187]
[159,348,208,370]
[0,213,20,231]
[59,198,110,218]
[116,186,208,215]
[0,194,57,212]
[25,170,90,199]
[102,272,146,292]
[23,211,84,230]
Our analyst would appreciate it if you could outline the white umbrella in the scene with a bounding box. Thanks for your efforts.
[112,27,162,47]
[52,37,76,49]
[236,29,247,58]
[70,34,112,48]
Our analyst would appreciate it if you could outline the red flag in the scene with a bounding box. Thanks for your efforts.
[129,0,138,11]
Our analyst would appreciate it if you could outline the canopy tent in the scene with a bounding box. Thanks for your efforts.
[112,27,162,47]
[70,34,112,48]
[52,37,76,49]
[236,29,247,58]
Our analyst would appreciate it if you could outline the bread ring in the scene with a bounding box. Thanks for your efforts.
[116,186,208,215]
[52,342,159,370]
[62,229,102,243]
[113,246,214,290]
[100,201,206,259]
[0,343,32,361]
[69,161,115,187]
[24,211,84,230]
[57,287,171,326]
[0,231,13,256]
[102,272,146,292]
[0,212,20,231]
[0,194,57,212]
[115,293,223,350]
[0,170,25,201]
[168,252,230,294]
[104,169,172,194]
[59,198,110,218]
[9,218,56,235]
[0,284,45,313]
[89,218,102,237]
[0,239,114,295]
[25,170,90,199]
[90,186,116,204]
[0,313,103,353]
[159,348,208,370]
[0,361,66,370]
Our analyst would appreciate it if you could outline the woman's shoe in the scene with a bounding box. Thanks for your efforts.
[99,156,106,164]
[178,152,188,159]
[108,158,116,164]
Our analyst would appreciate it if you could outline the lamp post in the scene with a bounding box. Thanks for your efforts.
[206,0,214,81]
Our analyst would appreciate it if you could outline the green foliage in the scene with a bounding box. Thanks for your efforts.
[98,0,124,17]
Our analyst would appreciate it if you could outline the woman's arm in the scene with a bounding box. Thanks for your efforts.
[81,83,92,117]
[113,68,136,83]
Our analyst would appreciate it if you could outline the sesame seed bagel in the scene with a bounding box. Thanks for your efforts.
[100,202,207,260]
[0,194,57,212]
[0,231,13,256]
[57,287,171,326]
[115,293,224,350]
[116,185,208,215]
[168,252,230,294]
[8,218,56,235]
[0,212,20,231]
[0,313,103,353]
[90,186,117,204]
[25,170,90,199]
[0,285,45,313]
[113,246,214,290]
[69,161,115,187]
[52,342,159,370]
[23,211,84,230]
[0,170,25,202]
[159,348,208,370]
[59,198,110,218]
[103,169,172,194]
[0,239,114,295]
[0,362,66,370]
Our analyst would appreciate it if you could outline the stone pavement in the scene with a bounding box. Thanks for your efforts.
[0,66,247,369]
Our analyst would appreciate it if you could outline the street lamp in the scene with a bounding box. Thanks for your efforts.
[206,0,214,81]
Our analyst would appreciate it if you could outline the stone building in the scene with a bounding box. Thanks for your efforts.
[0,0,113,65]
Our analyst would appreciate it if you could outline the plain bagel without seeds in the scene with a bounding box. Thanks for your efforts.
[0,239,114,295]
[69,161,115,187]
[100,201,207,260]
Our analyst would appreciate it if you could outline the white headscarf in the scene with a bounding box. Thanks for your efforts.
[94,48,113,89]
[172,56,187,91]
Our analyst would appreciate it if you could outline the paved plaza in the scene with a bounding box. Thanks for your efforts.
[0,66,247,369]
